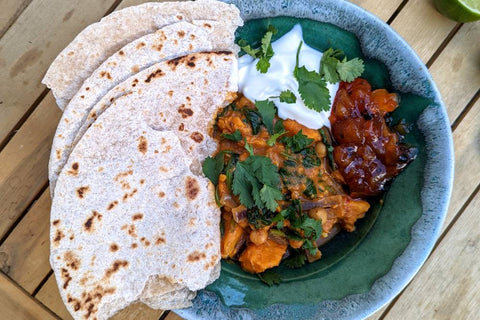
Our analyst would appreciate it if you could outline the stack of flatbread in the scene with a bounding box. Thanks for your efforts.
[45,1,242,319]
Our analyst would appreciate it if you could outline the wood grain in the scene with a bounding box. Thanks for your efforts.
[429,22,480,124]
[0,93,60,240]
[0,0,117,145]
[0,0,32,38]
[390,0,457,63]
[165,311,185,320]
[444,99,480,230]
[35,274,72,320]
[0,271,57,320]
[0,189,51,293]
[384,190,480,320]
[349,0,404,22]
[36,273,165,320]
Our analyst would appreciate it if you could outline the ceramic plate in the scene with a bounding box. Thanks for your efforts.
[176,0,454,319]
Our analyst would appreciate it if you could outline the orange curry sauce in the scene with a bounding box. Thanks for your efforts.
[212,78,415,274]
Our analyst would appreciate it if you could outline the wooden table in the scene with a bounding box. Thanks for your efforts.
[0,0,478,319]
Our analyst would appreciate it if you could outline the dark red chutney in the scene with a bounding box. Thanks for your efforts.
[329,78,416,198]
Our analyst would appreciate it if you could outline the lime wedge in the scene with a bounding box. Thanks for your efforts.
[434,0,480,22]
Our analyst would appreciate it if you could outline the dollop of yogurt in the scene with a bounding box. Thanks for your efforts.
[238,24,339,129]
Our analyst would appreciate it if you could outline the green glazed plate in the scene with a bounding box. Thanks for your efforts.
[176,1,454,319]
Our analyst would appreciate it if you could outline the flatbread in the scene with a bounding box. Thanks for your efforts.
[49,19,235,193]
[50,51,237,319]
[42,0,242,110]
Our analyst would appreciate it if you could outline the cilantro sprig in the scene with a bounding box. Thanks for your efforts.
[293,41,365,113]
[239,25,278,73]
[320,48,365,83]
[232,155,283,212]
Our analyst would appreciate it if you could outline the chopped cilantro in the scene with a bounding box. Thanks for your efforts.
[232,155,283,211]
[303,178,317,199]
[267,129,286,146]
[257,269,281,286]
[293,42,331,113]
[283,250,307,269]
[300,147,321,168]
[278,90,297,103]
[319,129,336,170]
[244,109,262,135]
[255,99,276,134]
[202,152,224,185]
[281,130,314,153]
[222,129,242,142]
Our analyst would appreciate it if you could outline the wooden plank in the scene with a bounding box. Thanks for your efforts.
[390,0,457,63]
[0,0,117,144]
[349,0,404,22]
[0,93,60,240]
[35,274,72,320]
[0,188,51,293]
[36,273,165,320]
[444,99,480,230]
[429,22,480,124]
[0,0,32,38]
[383,190,480,320]
[0,271,57,320]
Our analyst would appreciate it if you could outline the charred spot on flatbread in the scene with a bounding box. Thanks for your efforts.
[61,268,73,289]
[136,42,146,49]
[67,162,79,176]
[64,251,81,271]
[185,176,200,201]
[155,237,166,245]
[110,243,119,252]
[84,211,102,232]
[137,136,148,154]
[105,260,129,278]
[178,104,193,118]
[144,69,165,83]
[178,123,185,131]
[132,213,143,221]
[190,132,204,143]
[53,230,65,245]
[52,219,60,226]
[107,200,118,210]
[187,250,206,262]
[76,186,90,199]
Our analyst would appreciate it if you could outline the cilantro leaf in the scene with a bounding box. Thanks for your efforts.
[202,153,224,185]
[283,251,307,269]
[281,130,314,153]
[297,80,331,112]
[279,90,297,103]
[232,155,283,211]
[320,48,343,84]
[302,239,320,255]
[255,99,276,134]
[257,269,281,286]
[222,129,242,142]
[293,42,331,112]
[292,215,323,239]
[267,129,286,146]
[336,57,365,82]
[260,185,283,212]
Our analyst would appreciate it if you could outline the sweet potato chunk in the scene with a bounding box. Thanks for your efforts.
[238,239,287,273]
[221,213,246,259]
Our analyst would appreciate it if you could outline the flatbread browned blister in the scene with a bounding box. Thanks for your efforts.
[48,19,239,193]
[42,0,242,110]
[50,51,237,319]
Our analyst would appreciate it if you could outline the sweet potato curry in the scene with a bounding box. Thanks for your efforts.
[202,78,415,275]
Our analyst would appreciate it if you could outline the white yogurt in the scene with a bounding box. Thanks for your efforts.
[238,24,339,129]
